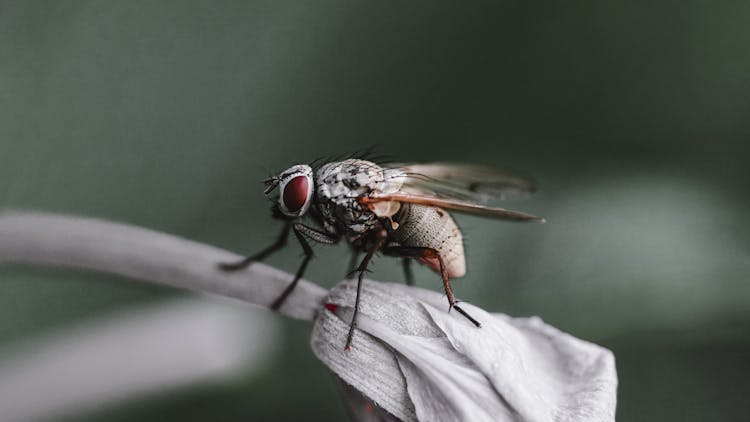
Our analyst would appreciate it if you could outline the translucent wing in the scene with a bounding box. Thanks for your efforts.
[392,163,537,203]
[361,193,544,222]
[369,163,544,222]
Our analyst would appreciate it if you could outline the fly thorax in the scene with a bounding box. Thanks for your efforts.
[316,159,404,235]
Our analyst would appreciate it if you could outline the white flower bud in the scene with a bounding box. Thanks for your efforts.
[312,279,617,422]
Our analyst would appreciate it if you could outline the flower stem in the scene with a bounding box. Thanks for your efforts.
[0,212,326,321]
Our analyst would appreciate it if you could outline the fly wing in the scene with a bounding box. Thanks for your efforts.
[361,193,544,222]
[371,163,543,222]
[392,163,537,202]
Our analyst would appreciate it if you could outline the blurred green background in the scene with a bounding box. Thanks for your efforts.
[1,1,749,420]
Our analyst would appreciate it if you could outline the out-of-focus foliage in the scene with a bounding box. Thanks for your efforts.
[1,1,748,420]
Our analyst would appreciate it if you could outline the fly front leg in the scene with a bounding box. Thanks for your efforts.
[346,229,388,350]
[270,223,339,310]
[218,221,292,271]
[382,246,481,328]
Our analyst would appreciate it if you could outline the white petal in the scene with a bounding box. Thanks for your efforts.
[311,279,617,422]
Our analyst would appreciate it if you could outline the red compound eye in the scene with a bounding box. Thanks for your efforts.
[282,175,309,213]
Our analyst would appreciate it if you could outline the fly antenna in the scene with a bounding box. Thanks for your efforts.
[263,176,280,194]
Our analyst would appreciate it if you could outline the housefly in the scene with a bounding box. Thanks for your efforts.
[220,158,544,349]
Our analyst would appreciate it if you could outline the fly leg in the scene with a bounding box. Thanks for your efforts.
[270,223,339,310]
[382,246,481,328]
[218,222,292,271]
[346,229,387,350]
[346,250,360,279]
[402,258,414,286]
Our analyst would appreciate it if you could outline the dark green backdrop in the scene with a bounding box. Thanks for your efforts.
[1,1,749,420]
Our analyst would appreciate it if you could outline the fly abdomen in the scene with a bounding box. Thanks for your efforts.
[390,204,466,278]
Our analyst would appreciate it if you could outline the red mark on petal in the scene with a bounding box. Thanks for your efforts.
[324,303,338,313]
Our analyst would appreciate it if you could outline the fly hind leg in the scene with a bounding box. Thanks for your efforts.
[382,246,481,328]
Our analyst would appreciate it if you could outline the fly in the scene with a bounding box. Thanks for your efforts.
[219,158,544,349]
